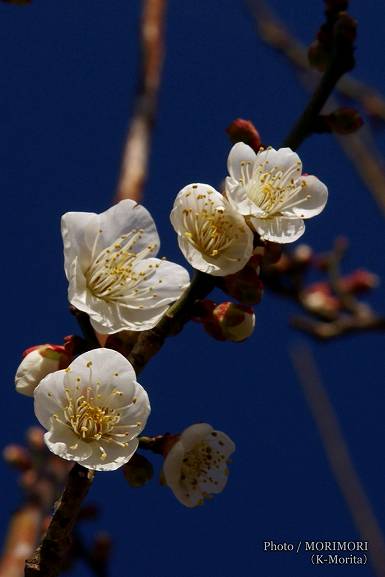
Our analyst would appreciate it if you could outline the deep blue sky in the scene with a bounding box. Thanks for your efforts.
[1,1,384,576]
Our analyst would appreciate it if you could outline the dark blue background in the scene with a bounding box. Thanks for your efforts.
[0,1,384,576]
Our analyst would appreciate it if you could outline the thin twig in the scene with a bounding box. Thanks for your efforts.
[290,344,385,577]
[246,0,385,217]
[115,0,167,203]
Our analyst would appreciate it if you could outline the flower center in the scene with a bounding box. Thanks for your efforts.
[85,230,158,303]
[240,159,308,216]
[181,192,242,258]
[180,439,226,491]
[64,389,120,441]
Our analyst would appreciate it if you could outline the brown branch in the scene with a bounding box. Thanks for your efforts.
[290,344,385,577]
[24,465,94,577]
[0,506,42,577]
[246,0,385,217]
[246,0,385,122]
[115,0,167,203]
[291,311,385,340]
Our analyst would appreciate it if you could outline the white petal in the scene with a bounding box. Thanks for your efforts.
[163,441,185,490]
[89,302,170,334]
[225,178,256,216]
[96,200,160,256]
[207,431,236,459]
[285,175,328,219]
[62,200,160,280]
[44,421,93,462]
[180,423,213,451]
[80,438,139,471]
[34,370,68,430]
[227,142,257,181]
[251,216,305,244]
[123,258,189,309]
[65,348,137,393]
[255,147,302,180]
[61,212,99,279]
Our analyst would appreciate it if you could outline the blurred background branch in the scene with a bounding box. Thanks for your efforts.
[290,343,385,577]
[115,0,167,204]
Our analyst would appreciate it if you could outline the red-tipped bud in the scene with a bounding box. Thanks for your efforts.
[301,282,340,316]
[204,302,255,342]
[3,445,32,471]
[326,107,363,134]
[334,12,357,45]
[220,257,263,305]
[226,118,261,153]
[340,269,379,294]
[16,344,70,397]
[26,427,46,451]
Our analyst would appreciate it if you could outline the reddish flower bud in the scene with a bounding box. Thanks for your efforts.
[219,257,263,305]
[334,12,357,45]
[325,107,363,134]
[3,445,31,471]
[301,282,340,316]
[16,344,70,397]
[204,302,255,342]
[340,269,378,294]
[226,118,261,153]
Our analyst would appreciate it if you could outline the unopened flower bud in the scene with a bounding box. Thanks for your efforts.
[334,12,357,45]
[122,453,153,488]
[324,0,349,14]
[293,244,313,265]
[15,344,69,397]
[219,257,263,305]
[226,118,261,152]
[3,444,31,471]
[340,269,379,294]
[325,107,363,134]
[301,283,340,316]
[205,302,255,342]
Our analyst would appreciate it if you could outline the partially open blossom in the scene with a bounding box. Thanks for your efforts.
[34,348,150,471]
[209,302,255,341]
[15,344,69,397]
[62,200,190,334]
[163,423,235,508]
[225,143,328,243]
[170,183,253,276]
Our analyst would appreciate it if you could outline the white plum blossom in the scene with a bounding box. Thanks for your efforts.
[62,200,190,334]
[163,423,235,507]
[34,348,150,471]
[225,143,328,243]
[15,345,68,397]
[170,183,253,276]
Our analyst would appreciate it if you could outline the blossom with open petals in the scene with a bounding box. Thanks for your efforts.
[62,200,190,334]
[163,423,235,507]
[225,143,328,243]
[170,184,253,276]
[34,348,150,471]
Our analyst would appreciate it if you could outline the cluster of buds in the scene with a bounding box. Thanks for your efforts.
[308,0,356,73]
[193,300,255,342]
